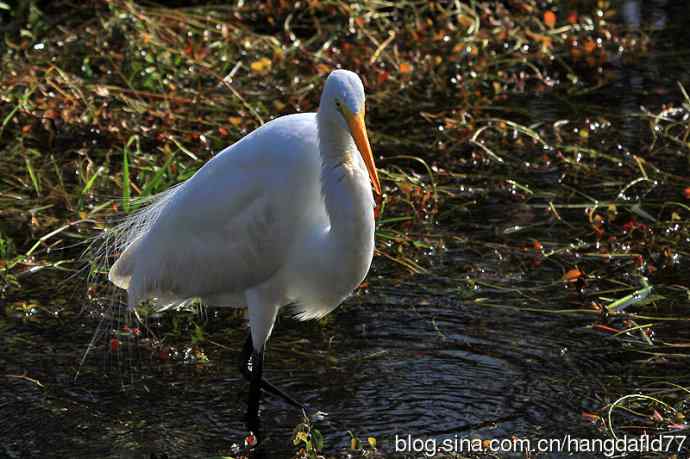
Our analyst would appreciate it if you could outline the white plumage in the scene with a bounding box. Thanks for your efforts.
[107,70,381,353]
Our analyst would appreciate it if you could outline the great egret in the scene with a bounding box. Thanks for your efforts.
[106,69,380,424]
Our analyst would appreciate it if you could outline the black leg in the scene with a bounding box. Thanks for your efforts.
[239,333,254,380]
[246,348,263,422]
[239,333,305,410]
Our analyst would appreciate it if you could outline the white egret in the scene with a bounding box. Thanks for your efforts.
[106,69,381,423]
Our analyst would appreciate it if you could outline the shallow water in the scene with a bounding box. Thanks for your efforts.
[2,270,613,458]
[2,1,690,458]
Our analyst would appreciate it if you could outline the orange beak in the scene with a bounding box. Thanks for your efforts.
[346,110,381,198]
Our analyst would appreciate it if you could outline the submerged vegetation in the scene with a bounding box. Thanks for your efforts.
[1,0,690,457]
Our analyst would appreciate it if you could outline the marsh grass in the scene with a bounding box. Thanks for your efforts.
[1,0,690,457]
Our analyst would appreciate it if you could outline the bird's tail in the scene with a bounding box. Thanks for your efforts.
[85,184,182,299]
[108,236,141,290]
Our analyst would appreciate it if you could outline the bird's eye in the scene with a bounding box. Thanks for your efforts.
[335,99,342,108]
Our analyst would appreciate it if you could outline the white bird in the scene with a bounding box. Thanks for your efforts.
[105,69,381,423]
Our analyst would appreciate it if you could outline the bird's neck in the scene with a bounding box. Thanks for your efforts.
[317,113,375,248]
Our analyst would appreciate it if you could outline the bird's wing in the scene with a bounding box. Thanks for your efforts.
[109,113,323,307]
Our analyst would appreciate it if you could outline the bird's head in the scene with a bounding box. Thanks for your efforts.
[320,70,381,197]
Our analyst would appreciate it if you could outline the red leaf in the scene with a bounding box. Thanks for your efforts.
[567,11,578,24]
[377,70,390,85]
[582,411,600,423]
[399,62,413,74]
[592,324,620,334]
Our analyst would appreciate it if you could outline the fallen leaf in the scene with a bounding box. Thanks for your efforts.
[582,411,600,423]
[567,11,578,24]
[43,109,59,120]
[250,57,272,74]
[350,436,359,449]
[399,62,413,74]
[316,63,330,75]
[377,70,390,85]
[294,431,308,445]
[563,267,583,282]
[592,324,620,334]
[94,85,110,97]
[544,10,557,28]
[668,424,689,431]
[458,14,474,29]
[526,30,553,50]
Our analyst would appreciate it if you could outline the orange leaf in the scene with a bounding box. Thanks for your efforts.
[458,14,474,29]
[315,63,331,76]
[526,30,553,50]
[399,62,413,74]
[543,10,557,28]
[563,268,583,282]
[584,39,596,54]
